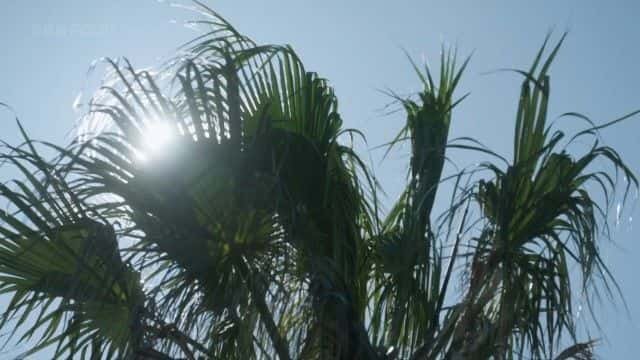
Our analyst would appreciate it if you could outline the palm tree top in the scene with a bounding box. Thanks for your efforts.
[0,3,637,359]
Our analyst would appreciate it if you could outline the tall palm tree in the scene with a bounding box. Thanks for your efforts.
[0,3,636,359]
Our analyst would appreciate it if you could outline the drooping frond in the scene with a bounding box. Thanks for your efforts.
[0,125,145,359]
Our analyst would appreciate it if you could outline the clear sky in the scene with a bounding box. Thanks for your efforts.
[1,0,639,358]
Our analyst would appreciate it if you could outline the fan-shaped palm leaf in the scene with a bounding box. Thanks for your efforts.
[0,127,145,359]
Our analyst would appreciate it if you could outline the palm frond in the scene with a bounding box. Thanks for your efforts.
[0,126,145,358]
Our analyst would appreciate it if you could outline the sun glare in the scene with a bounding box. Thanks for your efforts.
[135,121,176,163]
[143,121,174,152]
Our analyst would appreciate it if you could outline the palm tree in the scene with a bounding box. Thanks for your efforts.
[0,3,636,359]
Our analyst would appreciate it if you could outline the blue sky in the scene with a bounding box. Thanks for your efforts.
[1,0,639,358]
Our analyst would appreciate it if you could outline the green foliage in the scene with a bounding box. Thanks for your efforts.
[0,128,144,358]
[0,3,636,360]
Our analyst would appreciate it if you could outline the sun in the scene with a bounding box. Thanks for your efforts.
[144,121,174,150]
[136,121,176,162]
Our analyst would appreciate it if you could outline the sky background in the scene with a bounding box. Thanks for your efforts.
[1,0,639,358]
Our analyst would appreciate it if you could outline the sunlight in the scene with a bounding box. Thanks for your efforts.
[140,121,174,156]
[132,120,176,163]
[144,121,174,150]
